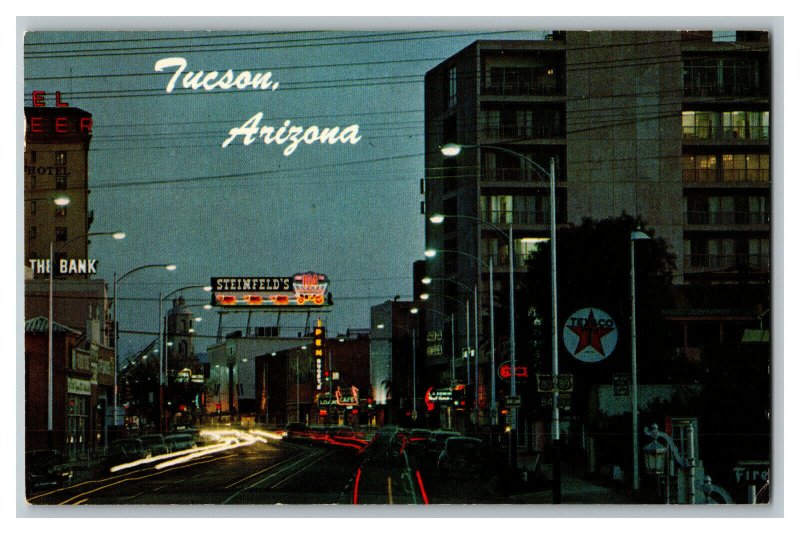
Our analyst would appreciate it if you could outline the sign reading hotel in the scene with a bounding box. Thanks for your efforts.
[211,272,330,307]
[563,307,618,363]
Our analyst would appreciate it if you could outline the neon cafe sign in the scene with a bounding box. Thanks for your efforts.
[211,272,330,307]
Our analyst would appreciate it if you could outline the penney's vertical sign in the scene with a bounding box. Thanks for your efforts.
[154,58,362,155]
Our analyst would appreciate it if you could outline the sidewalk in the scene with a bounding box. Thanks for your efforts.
[509,455,636,504]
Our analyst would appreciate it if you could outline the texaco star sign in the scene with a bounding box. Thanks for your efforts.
[563,308,618,363]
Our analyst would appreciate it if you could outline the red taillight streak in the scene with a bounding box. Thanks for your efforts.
[353,468,362,505]
[415,470,429,505]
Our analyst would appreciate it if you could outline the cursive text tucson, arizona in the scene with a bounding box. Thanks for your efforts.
[155,57,362,156]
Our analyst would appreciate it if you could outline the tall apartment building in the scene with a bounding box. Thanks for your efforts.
[24,104,94,277]
[423,31,770,396]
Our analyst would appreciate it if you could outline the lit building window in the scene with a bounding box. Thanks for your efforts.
[55,151,67,165]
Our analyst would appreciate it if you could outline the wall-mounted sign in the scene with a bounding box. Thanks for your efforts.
[424,387,453,411]
[317,393,334,407]
[67,377,91,396]
[498,361,529,381]
[613,374,630,396]
[563,308,618,363]
[316,357,324,391]
[335,385,359,406]
[733,461,769,486]
[28,258,98,275]
[427,345,443,357]
[426,331,442,343]
[211,272,330,307]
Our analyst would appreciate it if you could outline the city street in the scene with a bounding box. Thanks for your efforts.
[27,437,362,505]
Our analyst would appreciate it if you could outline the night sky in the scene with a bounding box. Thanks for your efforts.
[23,30,547,359]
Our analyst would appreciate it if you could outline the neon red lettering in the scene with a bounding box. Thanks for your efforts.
[55,91,69,107]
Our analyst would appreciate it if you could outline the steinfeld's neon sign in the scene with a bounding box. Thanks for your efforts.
[211,272,330,307]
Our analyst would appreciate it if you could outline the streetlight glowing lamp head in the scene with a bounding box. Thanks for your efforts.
[203,286,212,292]
[429,214,445,224]
[203,304,212,310]
[440,143,463,157]
[420,293,430,301]
[424,249,437,258]
[377,324,385,330]
[410,307,419,315]
[54,196,71,207]
[631,230,650,241]
[112,232,126,240]
[194,317,202,322]
[165,264,177,271]
[421,277,432,285]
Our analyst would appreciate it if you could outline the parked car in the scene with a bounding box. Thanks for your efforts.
[139,434,170,456]
[283,422,311,442]
[437,437,489,478]
[105,438,150,468]
[25,450,73,492]
[164,433,197,452]
[406,429,432,454]
[423,429,461,466]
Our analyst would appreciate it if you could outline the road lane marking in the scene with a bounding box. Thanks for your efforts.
[269,450,332,489]
[119,491,144,503]
[58,454,236,505]
[72,498,89,505]
[223,450,308,489]
[221,448,325,504]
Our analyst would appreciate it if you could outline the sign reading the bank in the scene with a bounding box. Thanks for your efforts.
[563,307,618,363]
[211,272,330,307]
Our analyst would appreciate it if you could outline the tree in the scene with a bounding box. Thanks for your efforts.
[518,214,677,421]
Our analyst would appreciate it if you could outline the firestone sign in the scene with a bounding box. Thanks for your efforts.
[563,307,618,363]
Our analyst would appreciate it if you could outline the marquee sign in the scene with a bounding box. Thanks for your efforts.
[211,272,330,307]
[497,361,529,381]
[424,387,453,411]
[563,307,618,363]
[335,386,359,406]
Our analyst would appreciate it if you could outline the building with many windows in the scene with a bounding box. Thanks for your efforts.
[422,31,771,431]
[24,105,94,277]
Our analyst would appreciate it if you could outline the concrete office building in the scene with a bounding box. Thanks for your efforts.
[423,31,771,422]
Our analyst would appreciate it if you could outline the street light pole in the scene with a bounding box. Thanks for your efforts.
[440,143,557,476]
[488,257,497,424]
[423,250,494,424]
[48,230,124,443]
[547,156,560,503]
[631,230,650,492]
[113,263,176,429]
[473,284,479,422]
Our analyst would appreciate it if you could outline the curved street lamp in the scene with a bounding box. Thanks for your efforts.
[422,273,490,424]
[440,142,557,485]
[113,263,176,427]
[426,241,497,424]
[47,230,125,436]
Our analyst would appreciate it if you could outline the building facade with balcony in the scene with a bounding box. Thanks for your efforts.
[423,31,771,432]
